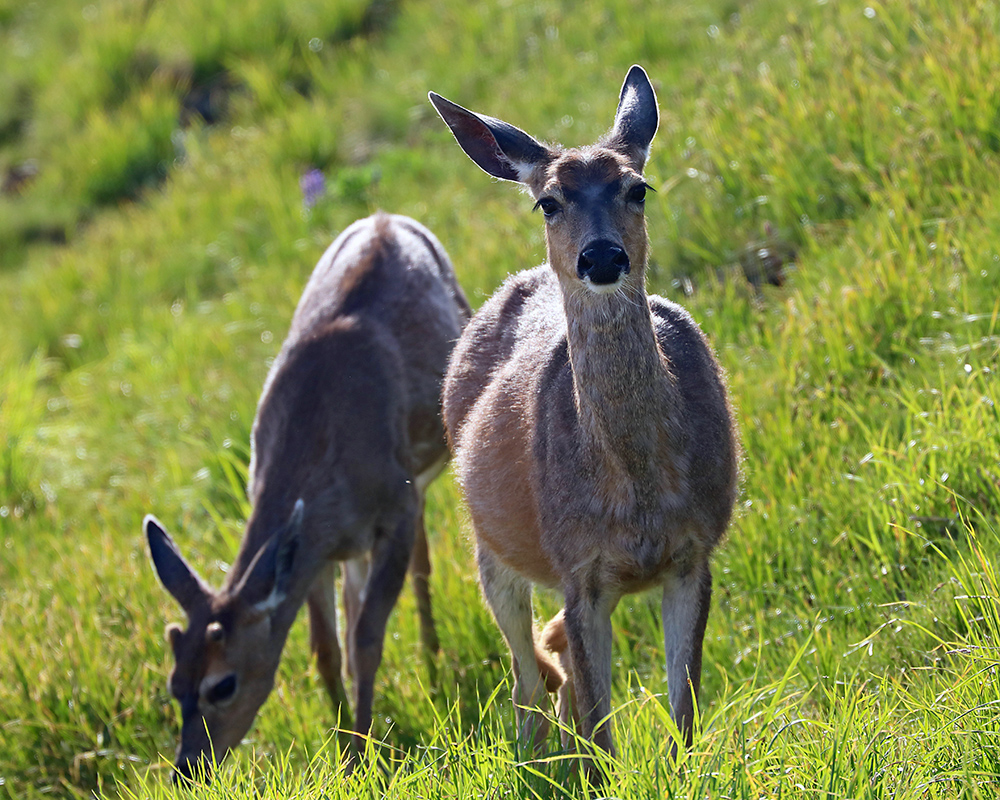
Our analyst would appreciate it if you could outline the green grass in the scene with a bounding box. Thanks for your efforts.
[1,0,1000,797]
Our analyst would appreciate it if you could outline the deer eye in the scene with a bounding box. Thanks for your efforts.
[534,197,562,218]
[207,673,238,705]
[206,621,225,643]
[627,183,649,205]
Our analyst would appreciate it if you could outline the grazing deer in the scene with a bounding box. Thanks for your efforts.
[429,66,738,759]
[143,212,470,782]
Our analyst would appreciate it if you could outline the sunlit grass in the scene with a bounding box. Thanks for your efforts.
[107,530,1000,799]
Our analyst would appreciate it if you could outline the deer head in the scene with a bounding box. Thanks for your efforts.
[144,500,304,783]
[429,65,659,298]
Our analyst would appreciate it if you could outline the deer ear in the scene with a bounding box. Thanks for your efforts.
[242,499,304,615]
[429,92,551,183]
[272,499,303,601]
[165,622,184,650]
[606,65,659,170]
[145,514,210,615]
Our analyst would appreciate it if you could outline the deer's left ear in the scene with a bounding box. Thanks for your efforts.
[145,514,211,616]
[606,65,659,170]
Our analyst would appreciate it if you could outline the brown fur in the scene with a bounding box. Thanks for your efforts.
[540,610,568,655]
[534,625,566,693]
[144,213,470,781]
[431,67,738,762]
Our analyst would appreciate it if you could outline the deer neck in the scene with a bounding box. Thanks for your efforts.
[559,272,683,502]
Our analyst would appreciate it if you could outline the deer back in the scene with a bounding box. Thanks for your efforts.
[256,212,470,492]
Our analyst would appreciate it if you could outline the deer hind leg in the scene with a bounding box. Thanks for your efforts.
[341,556,369,680]
[349,514,414,753]
[409,510,440,685]
[562,582,616,759]
[410,456,447,678]
[661,559,712,754]
[307,561,354,731]
[477,541,551,752]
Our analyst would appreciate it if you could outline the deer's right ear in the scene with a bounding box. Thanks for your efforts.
[429,92,551,183]
[244,498,305,616]
[607,65,659,170]
[144,514,209,615]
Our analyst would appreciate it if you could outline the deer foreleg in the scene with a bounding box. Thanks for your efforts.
[410,453,446,671]
[349,516,413,753]
[410,498,440,679]
[661,561,712,752]
[341,556,368,679]
[477,541,550,751]
[562,584,615,758]
[307,561,354,732]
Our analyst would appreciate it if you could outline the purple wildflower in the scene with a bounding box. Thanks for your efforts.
[300,168,326,208]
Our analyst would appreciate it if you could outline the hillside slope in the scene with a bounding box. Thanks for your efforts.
[1,0,998,797]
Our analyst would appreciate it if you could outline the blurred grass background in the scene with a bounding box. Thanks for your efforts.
[1,0,999,797]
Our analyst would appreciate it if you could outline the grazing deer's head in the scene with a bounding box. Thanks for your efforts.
[429,65,658,298]
[144,500,304,783]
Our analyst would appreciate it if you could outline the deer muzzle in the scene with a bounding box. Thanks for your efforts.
[577,240,630,288]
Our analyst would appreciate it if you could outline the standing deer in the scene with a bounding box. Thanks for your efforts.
[429,66,738,760]
[143,212,470,782]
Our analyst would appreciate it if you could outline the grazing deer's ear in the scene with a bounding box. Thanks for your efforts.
[428,92,552,183]
[272,499,303,600]
[242,499,304,615]
[606,65,659,170]
[144,514,210,615]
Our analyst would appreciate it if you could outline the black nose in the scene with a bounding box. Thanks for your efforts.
[172,762,191,786]
[173,756,210,786]
[577,241,630,285]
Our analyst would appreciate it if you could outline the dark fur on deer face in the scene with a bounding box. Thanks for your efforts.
[145,501,302,781]
[534,149,653,298]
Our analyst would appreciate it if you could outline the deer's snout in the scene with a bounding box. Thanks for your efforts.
[577,240,630,287]
[173,754,208,785]
[174,736,216,785]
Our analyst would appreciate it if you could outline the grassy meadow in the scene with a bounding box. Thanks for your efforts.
[1,0,1000,796]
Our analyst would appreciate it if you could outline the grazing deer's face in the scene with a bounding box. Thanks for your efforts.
[526,149,651,296]
[165,601,281,782]
[144,508,301,783]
